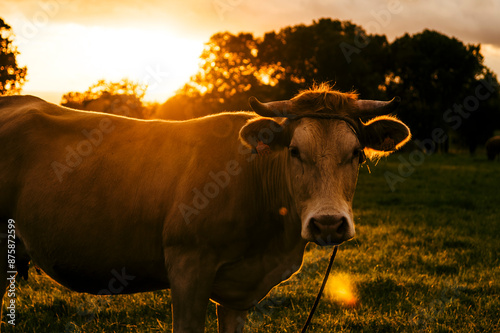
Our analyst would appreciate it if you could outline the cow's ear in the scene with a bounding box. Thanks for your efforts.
[362,116,411,155]
[239,117,289,152]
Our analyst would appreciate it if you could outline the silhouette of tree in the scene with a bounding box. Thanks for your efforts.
[0,18,27,95]
[157,21,500,153]
[160,19,390,119]
[386,30,499,152]
[61,79,147,118]
[457,70,500,154]
[258,19,390,99]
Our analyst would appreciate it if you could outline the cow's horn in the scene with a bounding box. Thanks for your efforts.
[355,97,401,117]
[249,96,294,118]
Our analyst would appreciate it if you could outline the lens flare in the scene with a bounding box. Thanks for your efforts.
[326,272,357,307]
[279,207,288,216]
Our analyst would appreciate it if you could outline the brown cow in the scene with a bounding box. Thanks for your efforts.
[0,84,410,332]
[486,136,500,160]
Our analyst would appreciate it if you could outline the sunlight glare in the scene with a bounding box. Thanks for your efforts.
[18,23,205,102]
[482,44,500,79]
[77,26,204,101]
[326,272,358,307]
[254,65,282,86]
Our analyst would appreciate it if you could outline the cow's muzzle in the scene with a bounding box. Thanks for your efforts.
[306,214,354,246]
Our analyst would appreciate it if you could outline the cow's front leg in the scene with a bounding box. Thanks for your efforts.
[216,304,247,333]
[167,251,217,333]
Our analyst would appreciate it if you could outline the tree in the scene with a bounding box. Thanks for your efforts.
[158,21,500,154]
[159,32,269,119]
[456,70,500,154]
[386,30,499,152]
[0,18,27,95]
[258,18,390,99]
[61,79,147,119]
[160,19,391,119]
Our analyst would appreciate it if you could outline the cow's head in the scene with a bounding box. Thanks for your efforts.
[239,84,411,246]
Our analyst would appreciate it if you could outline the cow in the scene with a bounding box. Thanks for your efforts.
[486,136,500,161]
[0,84,411,332]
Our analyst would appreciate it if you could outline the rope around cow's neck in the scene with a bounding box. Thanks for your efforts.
[300,245,338,333]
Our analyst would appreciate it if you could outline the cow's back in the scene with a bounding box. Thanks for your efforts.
[0,96,109,217]
[0,95,257,294]
[0,96,52,218]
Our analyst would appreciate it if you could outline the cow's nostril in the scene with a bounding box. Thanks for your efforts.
[336,216,348,234]
[309,214,349,238]
[310,218,321,235]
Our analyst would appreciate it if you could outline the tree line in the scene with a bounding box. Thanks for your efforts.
[157,18,500,153]
[1,17,499,153]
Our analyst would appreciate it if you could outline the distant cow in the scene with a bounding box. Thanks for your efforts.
[0,84,410,332]
[486,136,500,161]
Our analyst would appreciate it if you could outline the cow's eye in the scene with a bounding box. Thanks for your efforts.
[354,148,366,164]
[289,146,300,159]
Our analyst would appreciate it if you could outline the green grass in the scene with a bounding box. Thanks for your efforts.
[3,153,500,332]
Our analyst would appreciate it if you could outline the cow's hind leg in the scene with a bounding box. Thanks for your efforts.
[216,304,247,333]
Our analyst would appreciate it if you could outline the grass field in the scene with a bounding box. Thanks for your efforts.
[3,152,499,332]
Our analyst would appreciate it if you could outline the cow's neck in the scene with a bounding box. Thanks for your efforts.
[244,150,305,252]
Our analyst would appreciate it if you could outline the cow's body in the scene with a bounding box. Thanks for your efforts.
[0,95,303,297]
[0,86,411,332]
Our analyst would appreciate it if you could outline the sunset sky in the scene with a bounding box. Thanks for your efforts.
[1,0,500,104]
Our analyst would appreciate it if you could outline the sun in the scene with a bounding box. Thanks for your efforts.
[17,23,205,103]
[74,25,205,102]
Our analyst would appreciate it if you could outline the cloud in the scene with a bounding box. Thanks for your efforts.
[2,0,499,45]
[385,0,500,45]
[1,0,209,39]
